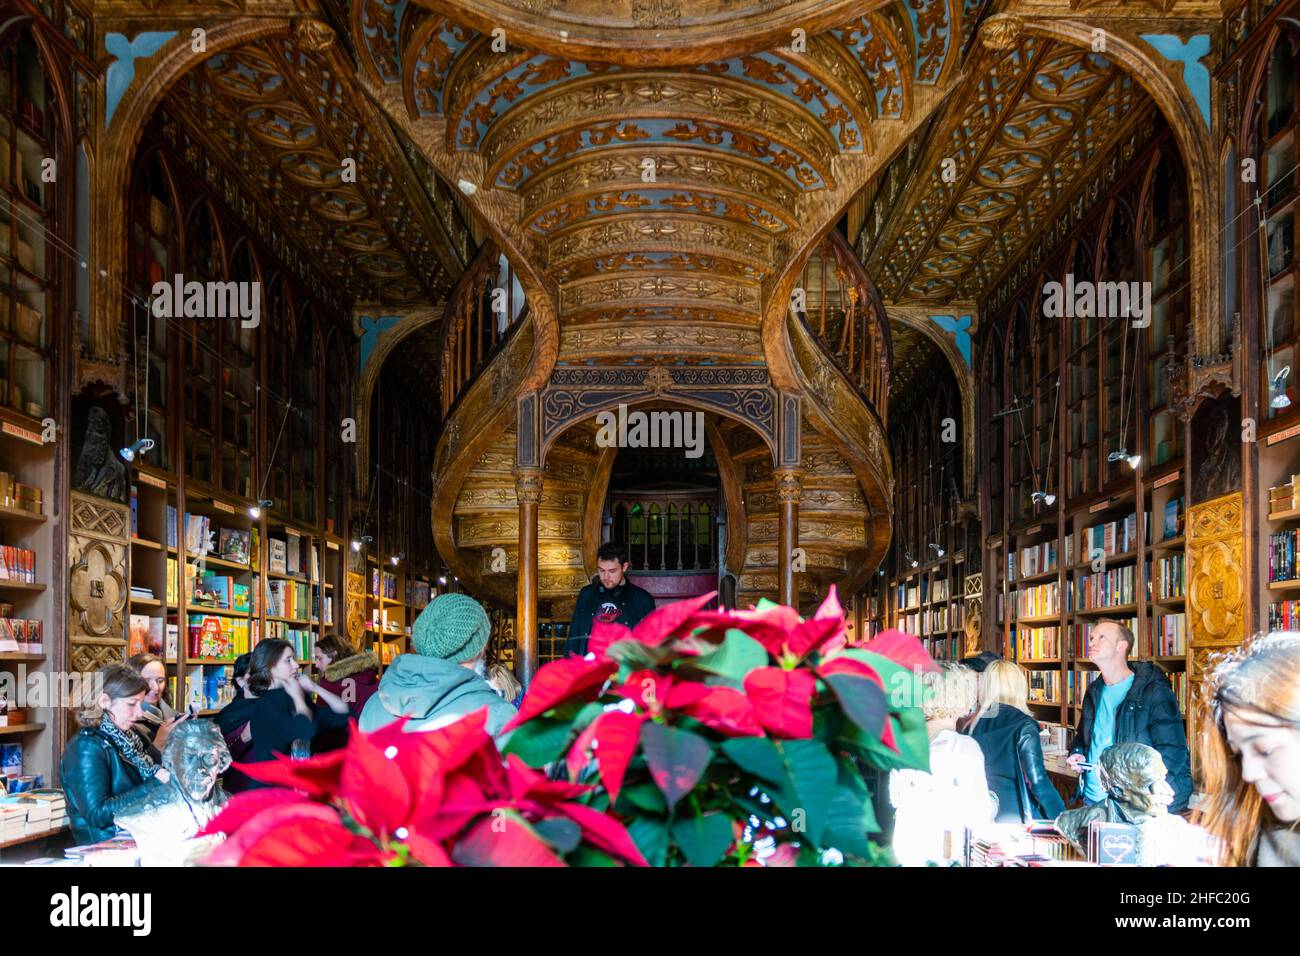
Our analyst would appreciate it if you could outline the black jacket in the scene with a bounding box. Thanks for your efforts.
[60,725,156,844]
[1070,661,1192,812]
[562,577,657,656]
[968,706,1067,823]
[245,688,349,787]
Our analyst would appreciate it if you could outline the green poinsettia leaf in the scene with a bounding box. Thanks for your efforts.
[822,757,879,859]
[720,736,787,787]
[771,738,837,846]
[691,629,770,686]
[617,780,668,815]
[640,722,713,811]
[606,638,668,671]
[626,814,670,868]
[533,815,583,854]
[823,674,887,740]
[501,716,573,766]
[671,812,735,867]
[566,845,618,867]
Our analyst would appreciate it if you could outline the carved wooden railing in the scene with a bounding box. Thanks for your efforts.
[440,241,529,416]
[610,491,718,573]
[793,229,892,427]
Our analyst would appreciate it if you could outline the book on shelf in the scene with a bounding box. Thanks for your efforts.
[165,558,178,605]
[1016,625,1061,661]
[1268,529,1300,583]
[250,527,260,572]
[185,514,216,556]
[1009,541,1058,581]
[129,585,155,600]
[1149,555,1185,601]
[1016,582,1059,618]
[1162,497,1184,540]
[184,664,234,712]
[1268,476,1300,514]
[165,622,179,662]
[265,620,312,659]
[166,505,178,548]
[1072,565,1136,610]
[286,530,301,576]
[1068,513,1140,564]
[128,614,150,657]
[268,538,287,575]
[187,613,251,659]
[129,486,138,538]
[0,545,36,583]
[218,528,251,566]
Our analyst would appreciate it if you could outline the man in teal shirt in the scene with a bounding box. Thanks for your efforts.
[1067,620,1192,810]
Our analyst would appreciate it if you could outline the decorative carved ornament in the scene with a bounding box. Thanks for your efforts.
[69,493,130,654]
[346,571,367,643]
[1168,315,1242,421]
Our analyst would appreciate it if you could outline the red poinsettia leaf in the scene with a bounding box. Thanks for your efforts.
[731,601,802,631]
[663,680,711,710]
[864,629,942,674]
[202,801,359,866]
[403,831,453,867]
[818,655,885,690]
[566,717,601,782]
[452,812,568,867]
[589,709,646,805]
[764,842,801,867]
[505,657,617,730]
[814,585,844,621]
[630,591,718,646]
[555,800,649,866]
[369,709,489,781]
[338,720,414,837]
[743,667,816,738]
[615,669,671,709]
[784,616,844,661]
[505,753,590,803]
[241,820,387,868]
[681,686,765,737]
[198,787,310,837]
[409,771,488,841]
[588,620,632,659]
[232,747,345,797]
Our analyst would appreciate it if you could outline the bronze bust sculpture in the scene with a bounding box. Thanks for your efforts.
[115,719,232,866]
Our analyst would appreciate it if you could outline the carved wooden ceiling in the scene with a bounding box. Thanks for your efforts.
[352,0,972,343]
[860,33,1147,304]
[159,28,476,305]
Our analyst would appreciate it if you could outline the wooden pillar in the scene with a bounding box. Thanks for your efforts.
[515,467,543,685]
[775,467,803,607]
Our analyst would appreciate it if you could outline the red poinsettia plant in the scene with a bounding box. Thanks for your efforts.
[502,587,937,866]
[196,708,646,866]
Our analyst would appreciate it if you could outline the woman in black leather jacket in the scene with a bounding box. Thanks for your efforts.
[967,661,1066,823]
[61,664,174,844]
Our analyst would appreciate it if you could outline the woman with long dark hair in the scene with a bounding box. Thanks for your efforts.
[61,664,173,843]
[246,639,350,785]
[1197,632,1300,866]
[215,652,258,792]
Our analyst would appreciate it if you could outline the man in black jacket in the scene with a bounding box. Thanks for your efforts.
[562,543,657,656]
[1066,620,1192,812]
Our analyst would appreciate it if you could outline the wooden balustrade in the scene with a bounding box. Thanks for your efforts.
[440,242,528,416]
[794,230,892,426]
[610,492,718,573]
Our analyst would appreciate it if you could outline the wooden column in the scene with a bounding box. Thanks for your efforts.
[774,467,803,607]
[515,467,543,685]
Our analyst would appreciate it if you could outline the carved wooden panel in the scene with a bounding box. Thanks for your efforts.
[346,571,367,643]
[68,492,130,668]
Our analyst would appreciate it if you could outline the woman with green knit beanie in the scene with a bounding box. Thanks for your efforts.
[358,592,516,740]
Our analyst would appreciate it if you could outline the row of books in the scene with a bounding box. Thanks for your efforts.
[1073,564,1137,610]
[1016,626,1061,661]
[371,569,399,600]
[127,614,177,659]
[1017,582,1060,618]
[266,579,311,620]
[931,578,950,603]
[184,664,234,712]
[1024,668,1101,706]
[896,583,923,610]
[1150,554,1185,601]
[1065,512,1139,564]
[375,640,402,664]
[1268,475,1300,515]
[1160,496,1185,540]
[0,544,37,583]
[1268,599,1300,631]
[1137,614,1186,658]
[0,618,42,654]
[1267,528,1300,584]
[187,613,253,660]
[265,620,312,659]
[189,573,252,613]
[186,514,256,568]
[0,790,66,841]
[0,471,42,515]
[268,530,317,577]
[1009,541,1057,580]
[929,635,961,661]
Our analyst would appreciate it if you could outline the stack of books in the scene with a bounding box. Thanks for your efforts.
[1268,476,1300,515]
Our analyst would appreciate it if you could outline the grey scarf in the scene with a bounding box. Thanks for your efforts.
[99,714,160,780]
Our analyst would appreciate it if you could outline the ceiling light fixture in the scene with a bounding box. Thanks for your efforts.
[248,499,272,519]
[351,535,373,553]
[1271,366,1292,410]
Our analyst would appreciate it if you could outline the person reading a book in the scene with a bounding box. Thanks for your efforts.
[245,639,351,783]
[126,652,179,751]
[1066,620,1191,812]
[967,661,1066,823]
[1197,632,1300,866]
[61,664,173,844]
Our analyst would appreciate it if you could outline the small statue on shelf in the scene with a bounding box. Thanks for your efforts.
[114,719,232,866]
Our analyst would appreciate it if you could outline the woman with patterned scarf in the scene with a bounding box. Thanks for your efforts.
[61,664,174,845]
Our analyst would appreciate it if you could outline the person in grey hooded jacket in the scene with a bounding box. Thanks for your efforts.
[358,592,516,741]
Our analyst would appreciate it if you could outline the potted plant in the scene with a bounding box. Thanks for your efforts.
[502,587,936,866]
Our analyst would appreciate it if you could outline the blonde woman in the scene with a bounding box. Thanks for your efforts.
[1197,632,1300,866]
[889,663,994,864]
[966,661,1065,822]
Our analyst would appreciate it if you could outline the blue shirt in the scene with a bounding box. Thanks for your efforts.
[1084,673,1134,802]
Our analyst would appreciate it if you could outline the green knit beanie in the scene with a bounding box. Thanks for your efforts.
[412,593,491,663]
